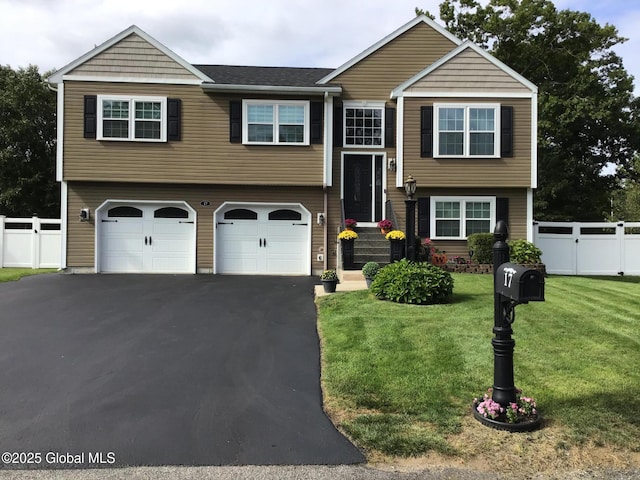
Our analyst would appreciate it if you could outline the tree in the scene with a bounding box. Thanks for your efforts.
[610,155,640,221]
[0,65,59,217]
[417,0,640,221]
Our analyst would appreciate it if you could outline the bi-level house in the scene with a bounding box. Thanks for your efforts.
[47,15,537,275]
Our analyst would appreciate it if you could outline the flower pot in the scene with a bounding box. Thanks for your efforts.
[389,239,405,263]
[365,277,373,288]
[341,239,355,269]
[381,228,391,235]
[322,279,338,293]
[472,401,543,432]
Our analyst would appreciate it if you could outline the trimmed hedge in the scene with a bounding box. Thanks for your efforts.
[467,233,494,264]
[370,259,454,305]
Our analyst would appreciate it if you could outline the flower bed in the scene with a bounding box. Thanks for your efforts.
[441,263,547,275]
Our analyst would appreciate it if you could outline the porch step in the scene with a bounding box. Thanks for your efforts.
[340,270,364,282]
[348,227,391,269]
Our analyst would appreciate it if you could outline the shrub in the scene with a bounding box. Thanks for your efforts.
[509,239,543,264]
[362,261,381,279]
[370,259,454,305]
[467,233,494,264]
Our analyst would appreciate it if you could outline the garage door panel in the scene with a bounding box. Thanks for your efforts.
[216,205,309,275]
[151,256,192,273]
[99,203,195,274]
[102,253,144,273]
[265,256,305,275]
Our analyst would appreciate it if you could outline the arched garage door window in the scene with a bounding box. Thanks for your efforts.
[268,209,302,221]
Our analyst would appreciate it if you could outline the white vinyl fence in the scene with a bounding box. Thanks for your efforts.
[533,221,640,276]
[0,216,61,269]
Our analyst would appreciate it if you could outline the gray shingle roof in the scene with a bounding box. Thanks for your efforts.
[193,65,335,87]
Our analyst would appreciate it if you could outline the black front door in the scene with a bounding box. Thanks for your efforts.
[344,154,373,222]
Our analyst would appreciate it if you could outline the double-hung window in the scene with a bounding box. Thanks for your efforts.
[435,104,499,157]
[243,100,309,145]
[97,95,167,142]
[431,197,495,239]
[344,102,384,147]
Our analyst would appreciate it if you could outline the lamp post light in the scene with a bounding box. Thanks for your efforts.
[404,175,417,262]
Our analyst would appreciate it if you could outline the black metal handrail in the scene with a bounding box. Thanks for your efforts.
[385,199,399,230]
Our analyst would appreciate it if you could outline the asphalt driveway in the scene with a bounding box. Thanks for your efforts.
[0,274,364,468]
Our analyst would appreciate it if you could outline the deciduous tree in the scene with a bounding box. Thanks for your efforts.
[0,65,59,217]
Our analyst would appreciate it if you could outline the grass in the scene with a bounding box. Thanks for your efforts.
[316,274,640,467]
[0,268,57,282]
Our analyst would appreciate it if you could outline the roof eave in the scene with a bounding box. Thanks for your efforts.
[201,83,342,95]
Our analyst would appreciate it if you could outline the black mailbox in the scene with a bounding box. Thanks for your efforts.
[495,263,545,303]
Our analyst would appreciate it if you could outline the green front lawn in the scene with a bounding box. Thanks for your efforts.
[317,274,640,465]
[0,268,57,282]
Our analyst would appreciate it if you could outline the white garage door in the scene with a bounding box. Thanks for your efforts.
[99,203,195,273]
[216,204,310,275]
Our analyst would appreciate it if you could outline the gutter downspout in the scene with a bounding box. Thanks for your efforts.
[323,187,328,271]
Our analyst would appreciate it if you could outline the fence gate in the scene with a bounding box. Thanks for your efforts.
[533,221,640,276]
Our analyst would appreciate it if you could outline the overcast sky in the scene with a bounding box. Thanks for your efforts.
[0,0,638,94]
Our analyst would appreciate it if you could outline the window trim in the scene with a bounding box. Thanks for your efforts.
[343,101,385,149]
[242,99,310,146]
[434,103,500,158]
[97,95,167,142]
[430,196,496,240]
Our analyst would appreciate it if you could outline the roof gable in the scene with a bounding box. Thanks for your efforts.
[48,25,212,84]
[391,41,537,97]
[317,15,462,84]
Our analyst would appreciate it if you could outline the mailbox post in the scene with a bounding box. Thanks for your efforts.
[491,221,545,408]
[492,221,516,406]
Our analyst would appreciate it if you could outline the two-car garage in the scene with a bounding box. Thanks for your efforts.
[96,200,311,275]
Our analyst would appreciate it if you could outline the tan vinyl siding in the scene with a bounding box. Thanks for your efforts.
[332,22,457,100]
[406,49,531,93]
[69,33,199,80]
[67,182,326,272]
[403,97,532,187]
[63,82,324,185]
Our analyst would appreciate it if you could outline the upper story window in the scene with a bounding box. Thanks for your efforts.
[242,100,309,145]
[344,102,384,147]
[435,104,499,157]
[97,96,167,142]
[431,196,495,240]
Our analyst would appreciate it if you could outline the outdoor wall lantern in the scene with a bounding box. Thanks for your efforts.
[80,208,90,222]
[404,175,417,261]
[404,174,417,200]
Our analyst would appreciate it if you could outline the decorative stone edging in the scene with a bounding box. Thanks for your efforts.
[441,263,547,275]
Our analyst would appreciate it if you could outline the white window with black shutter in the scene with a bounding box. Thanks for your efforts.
[84,95,181,143]
[420,104,513,159]
[417,196,509,240]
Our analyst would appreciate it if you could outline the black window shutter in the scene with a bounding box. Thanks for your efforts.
[496,197,509,225]
[333,105,343,148]
[420,106,433,158]
[310,102,323,144]
[385,107,396,148]
[84,95,97,139]
[418,197,431,237]
[167,98,181,141]
[500,106,513,157]
[229,100,242,143]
